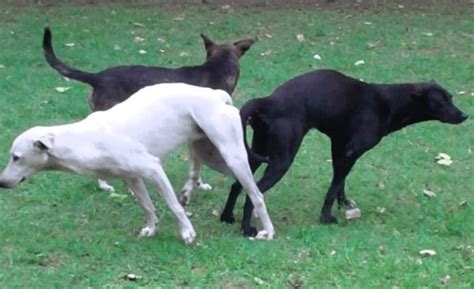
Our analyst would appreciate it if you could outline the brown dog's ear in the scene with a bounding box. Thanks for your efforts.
[33,134,54,151]
[200,34,215,51]
[233,39,255,57]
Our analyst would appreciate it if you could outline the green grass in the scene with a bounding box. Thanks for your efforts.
[0,3,473,288]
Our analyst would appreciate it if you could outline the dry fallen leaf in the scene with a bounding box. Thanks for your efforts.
[110,192,127,200]
[0,64,5,69]
[376,206,386,213]
[185,211,193,217]
[440,275,451,285]
[296,34,305,42]
[138,49,147,55]
[54,86,71,93]
[132,22,145,28]
[330,250,336,256]
[64,43,75,47]
[354,60,365,66]
[435,153,453,166]
[265,33,273,38]
[345,208,361,220]
[457,90,466,95]
[179,51,191,57]
[114,45,121,51]
[260,50,272,56]
[421,32,434,37]
[124,273,141,281]
[423,187,437,198]
[212,210,219,216]
[364,21,372,25]
[254,277,265,285]
[419,249,437,256]
[313,54,322,60]
[134,36,145,42]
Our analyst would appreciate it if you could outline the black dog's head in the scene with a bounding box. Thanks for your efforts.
[414,82,468,124]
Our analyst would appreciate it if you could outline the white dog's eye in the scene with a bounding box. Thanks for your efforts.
[12,155,20,162]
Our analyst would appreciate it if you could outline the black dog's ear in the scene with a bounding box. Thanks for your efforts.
[200,34,215,51]
[233,39,255,56]
[33,134,54,151]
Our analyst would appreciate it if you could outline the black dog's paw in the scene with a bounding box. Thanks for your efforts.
[337,198,355,210]
[320,214,338,224]
[241,226,258,237]
[220,213,235,224]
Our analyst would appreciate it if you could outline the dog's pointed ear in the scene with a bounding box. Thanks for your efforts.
[200,34,215,51]
[233,39,255,57]
[33,134,54,152]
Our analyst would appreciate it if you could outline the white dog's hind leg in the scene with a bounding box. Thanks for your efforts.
[179,145,211,206]
[196,107,274,240]
[98,179,115,192]
[124,177,158,237]
[143,159,196,245]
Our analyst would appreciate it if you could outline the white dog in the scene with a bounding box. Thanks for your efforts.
[0,83,274,244]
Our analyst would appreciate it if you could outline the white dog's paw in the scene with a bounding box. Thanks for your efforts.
[181,227,197,245]
[98,180,115,192]
[255,230,274,240]
[196,182,212,191]
[139,226,156,237]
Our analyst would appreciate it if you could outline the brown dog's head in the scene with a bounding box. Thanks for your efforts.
[200,34,255,94]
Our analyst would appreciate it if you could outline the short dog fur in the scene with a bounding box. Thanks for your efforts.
[43,27,254,192]
[217,69,468,236]
[0,83,275,244]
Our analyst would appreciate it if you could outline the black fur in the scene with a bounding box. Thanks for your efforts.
[43,27,255,111]
[220,69,468,236]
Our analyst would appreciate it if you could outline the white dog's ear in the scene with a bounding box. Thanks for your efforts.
[33,134,54,151]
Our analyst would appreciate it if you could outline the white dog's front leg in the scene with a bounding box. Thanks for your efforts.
[98,179,115,192]
[145,160,196,245]
[125,177,158,237]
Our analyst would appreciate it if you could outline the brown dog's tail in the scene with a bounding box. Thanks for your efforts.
[43,27,97,86]
[240,98,269,163]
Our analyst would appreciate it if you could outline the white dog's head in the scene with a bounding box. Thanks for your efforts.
[0,127,54,189]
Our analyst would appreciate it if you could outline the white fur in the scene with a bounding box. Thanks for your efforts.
[0,83,274,244]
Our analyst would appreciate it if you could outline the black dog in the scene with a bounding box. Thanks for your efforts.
[220,69,468,236]
[43,27,254,111]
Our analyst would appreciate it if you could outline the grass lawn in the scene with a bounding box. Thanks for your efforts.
[0,2,473,288]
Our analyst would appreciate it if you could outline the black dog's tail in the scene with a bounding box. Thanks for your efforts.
[43,27,97,85]
[240,98,269,163]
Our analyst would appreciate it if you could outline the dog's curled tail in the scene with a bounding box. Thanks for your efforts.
[240,98,269,163]
[43,27,96,85]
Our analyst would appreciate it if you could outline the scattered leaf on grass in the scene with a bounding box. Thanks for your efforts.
[260,50,272,56]
[296,34,305,42]
[110,192,127,200]
[134,36,145,42]
[423,187,437,198]
[185,211,193,217]
[212,209,219,216]
[457,90,466,95]
[124,273,141,281]
[330,250,336,256]
[313,54,322,60]
[138,49,147,55]
[419,249,436,256]
[254,277,265,285]
[265,33,273,38]
[0,64,5,69]
[179,51,190,57]
[132,22,145,28]
[364,21,372,25]
[435,153,453,166]
[114,45,121,51]
[440,275,451,285]
[64,43,75,47]
[354,60,365,66]
[421,32,433,37]
[159,49,165,53]
[54,86,71,93]
[459,200,468,207]
[376,206,386,213]
[398,4,404,8]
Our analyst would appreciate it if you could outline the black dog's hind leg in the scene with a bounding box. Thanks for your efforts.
[240,122,305,236]
[220,129,267,224]
[220,157,263,223]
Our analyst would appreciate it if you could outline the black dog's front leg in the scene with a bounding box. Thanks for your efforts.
[220,181,242,224]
